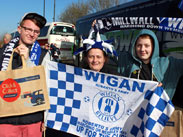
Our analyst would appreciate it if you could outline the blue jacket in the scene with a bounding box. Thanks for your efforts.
[118,29,183,99]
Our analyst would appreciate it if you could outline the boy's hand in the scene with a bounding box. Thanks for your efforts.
[15,44,29,60]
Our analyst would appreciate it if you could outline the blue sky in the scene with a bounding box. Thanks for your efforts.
[0,0,84,36]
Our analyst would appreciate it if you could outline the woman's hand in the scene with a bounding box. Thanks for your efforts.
[92,19,97,27]
[158,82,163,87]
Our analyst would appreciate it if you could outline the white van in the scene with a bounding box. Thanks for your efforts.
[37,22,76,63]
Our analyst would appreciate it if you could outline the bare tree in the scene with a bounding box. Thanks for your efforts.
[59,0,90,25]
[88,0,125,13]
[59,0,128,25]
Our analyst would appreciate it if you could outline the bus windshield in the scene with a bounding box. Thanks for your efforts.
[50,26,75,36]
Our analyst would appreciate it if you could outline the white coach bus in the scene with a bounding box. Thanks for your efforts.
[37,22,76,63]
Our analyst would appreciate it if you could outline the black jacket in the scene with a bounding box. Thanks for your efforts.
[0,44,7,66]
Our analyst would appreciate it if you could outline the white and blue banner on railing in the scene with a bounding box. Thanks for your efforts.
[45,60,174,137]
[96,17,183,34]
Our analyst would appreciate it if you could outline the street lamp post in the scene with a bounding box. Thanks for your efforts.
[53,0,56,22]
[43,0,45,17]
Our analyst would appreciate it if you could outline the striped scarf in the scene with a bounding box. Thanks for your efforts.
[0,37,42,71]
[0,36,19,71]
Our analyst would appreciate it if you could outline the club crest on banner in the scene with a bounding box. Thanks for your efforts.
[93,90,125,122]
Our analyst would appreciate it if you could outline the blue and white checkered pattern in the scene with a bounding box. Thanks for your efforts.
[46,62,83,132]
[45,60,174,137]
[130,87,174,137]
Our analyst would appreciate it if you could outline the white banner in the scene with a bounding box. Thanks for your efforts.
[45,60,174,137]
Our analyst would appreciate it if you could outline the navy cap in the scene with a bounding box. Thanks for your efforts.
[21,13,46,29]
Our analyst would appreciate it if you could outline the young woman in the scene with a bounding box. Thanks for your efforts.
[75,30,118,74]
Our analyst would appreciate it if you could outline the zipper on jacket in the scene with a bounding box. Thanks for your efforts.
[151,64,158,82]
[137,65,142,79]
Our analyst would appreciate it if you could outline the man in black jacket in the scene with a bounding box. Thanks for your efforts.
[0,12,47,137]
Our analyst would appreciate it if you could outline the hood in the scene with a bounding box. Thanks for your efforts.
[131,29,159,64]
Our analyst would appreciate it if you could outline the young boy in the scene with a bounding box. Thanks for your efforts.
[118,29,183,100]
[0,12,48,137]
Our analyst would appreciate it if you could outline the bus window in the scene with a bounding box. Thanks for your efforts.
[50,26,75,36]
[116,35,121,51]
